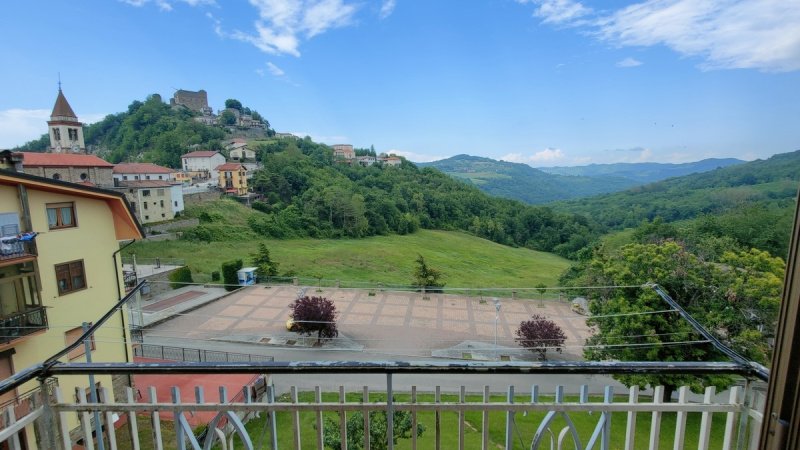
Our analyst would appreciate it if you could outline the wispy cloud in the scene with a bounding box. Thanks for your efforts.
[517,0,591,25]
[518,0,800,73]
[120,0,214,11]
[379,0,396,19]
[616,57,643,67]
[266,62,285,76]
[0,109,106,149]
[228,0,359,57]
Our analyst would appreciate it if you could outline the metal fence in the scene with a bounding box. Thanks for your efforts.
[132,343,274,363]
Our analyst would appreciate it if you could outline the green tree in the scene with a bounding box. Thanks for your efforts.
[576,241,783,401]
[220,110,237,125]
[224,98,242,111]
[323,408,424,450]
[250,243,280,278]
[412,255,445,292]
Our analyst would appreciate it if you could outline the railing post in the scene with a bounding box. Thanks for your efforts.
[505,385,514,450]
[736,380,752,450]
[386,373,393,450]
[266,385,278,450]
[36,379,58,450]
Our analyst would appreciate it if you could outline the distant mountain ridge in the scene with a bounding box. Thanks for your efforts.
[539,158,745,183]
[420,154,743,204]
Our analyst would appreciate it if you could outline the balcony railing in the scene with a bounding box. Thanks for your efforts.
[0,306,47,345]
[0,360,768,450]
[0,240,35,265]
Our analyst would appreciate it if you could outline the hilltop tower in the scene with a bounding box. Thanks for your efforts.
[47,87,85,154]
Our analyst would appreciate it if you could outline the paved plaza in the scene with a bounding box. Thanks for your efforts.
[143,285,591,360]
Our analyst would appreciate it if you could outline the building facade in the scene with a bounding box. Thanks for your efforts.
[0,166,142,449]
[110,180,180,224]
[332,144,355,160]
[112,162,176,183]
[181,151,226,182]
[216,163,248,196]
[20,153,114,186]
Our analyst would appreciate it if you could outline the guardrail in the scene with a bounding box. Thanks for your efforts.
[132,343,274,363]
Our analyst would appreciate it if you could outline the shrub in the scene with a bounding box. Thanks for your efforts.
[221,259,243,291]
[211,271,220,281]
[168,266,193,289]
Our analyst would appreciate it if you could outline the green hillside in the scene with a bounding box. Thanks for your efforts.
[552,150,800,257]
[540,158,744,183]
[126,201,571,287]
[421,154,636,203]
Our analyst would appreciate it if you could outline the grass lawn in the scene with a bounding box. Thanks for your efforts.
[126,229,571,289]
[111,391,733,450]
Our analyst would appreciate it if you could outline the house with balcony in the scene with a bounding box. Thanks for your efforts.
[0,159,143,448]
[181,150,225,182]
[216,163,248,196]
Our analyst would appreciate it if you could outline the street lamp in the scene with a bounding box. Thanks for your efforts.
[493,298,501,360]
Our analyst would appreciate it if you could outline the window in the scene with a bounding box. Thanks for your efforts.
[46,202,76,229]
[143,201,148,210]
[80,172,88,181]
[174,201,178,207]
[160,200,164,208]
[53,128,61,141]
[161,213,165,218]
[52,173,61,180]
[123,175,128,180]
[65,325,94,360]
[68,128,78,141]
[55,260,86,295]
[145,215,149,220]
[142,190,151,197]
[157,189,165,196]
[146,175,150,180]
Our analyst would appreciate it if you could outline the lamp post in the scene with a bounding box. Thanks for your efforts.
[493,298,501,360]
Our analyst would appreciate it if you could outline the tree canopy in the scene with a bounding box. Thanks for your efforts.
[288,296,339,344]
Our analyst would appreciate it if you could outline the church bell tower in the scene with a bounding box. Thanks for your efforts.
[47,84,85,154]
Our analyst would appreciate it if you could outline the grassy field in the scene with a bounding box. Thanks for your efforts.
[125,199,572,288]
[116,391,731,450]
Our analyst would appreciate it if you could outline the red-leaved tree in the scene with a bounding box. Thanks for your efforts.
[288,296,338,344]
[515,314,566,361]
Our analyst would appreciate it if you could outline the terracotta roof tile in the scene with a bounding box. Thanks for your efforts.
[21,152,113,167]
[113,163,175,174]
[51,89,77,118]
[182,151,221,158]
[216,163,246,171]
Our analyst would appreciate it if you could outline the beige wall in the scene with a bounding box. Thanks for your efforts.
[0,184,132,448]
[23,166,113,187]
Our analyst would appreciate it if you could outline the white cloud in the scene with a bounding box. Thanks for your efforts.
[266,62,285,76]
[616,57,642,67]
[519,0,800,73]
[379,0,396,19]
[0,109,106,149]
[501,147,566,165]
[229,0,359,57]
[388,149,445,163]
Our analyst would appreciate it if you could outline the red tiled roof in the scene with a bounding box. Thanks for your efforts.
[113,163,175,174]
[21,152,113,167]
[51,89,77,118]
[215,163,246,171]
[182,151,220,158]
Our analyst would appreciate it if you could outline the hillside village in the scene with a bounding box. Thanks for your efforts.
[10,88,406,226]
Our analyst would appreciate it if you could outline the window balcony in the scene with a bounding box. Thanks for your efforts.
[0,360,768,450]
[0,306,48,346]
[0,241,36,268]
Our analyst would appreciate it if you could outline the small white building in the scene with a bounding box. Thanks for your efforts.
[357,155,376,167]
[113,162,176,183]
[181,151,226,182]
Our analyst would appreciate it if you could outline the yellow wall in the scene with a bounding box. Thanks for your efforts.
[0,184,132,447]
[218,168,248,195]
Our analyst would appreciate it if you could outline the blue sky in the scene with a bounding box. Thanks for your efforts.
[1,0,798,166]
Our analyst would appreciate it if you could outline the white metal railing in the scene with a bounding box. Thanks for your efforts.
[2,378,765,450]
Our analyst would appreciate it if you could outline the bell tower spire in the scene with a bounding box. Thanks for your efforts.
[47,79,85,154]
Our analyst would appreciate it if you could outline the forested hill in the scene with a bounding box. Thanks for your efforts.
[202,140,599,259]
[14,94,255,167]
[420,155,636,204]
[539,158,744,183]
[551,150,800,257]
